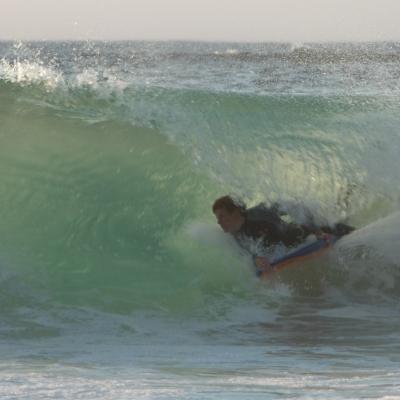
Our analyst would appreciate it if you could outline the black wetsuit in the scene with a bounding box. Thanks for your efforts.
[233,203,354,256]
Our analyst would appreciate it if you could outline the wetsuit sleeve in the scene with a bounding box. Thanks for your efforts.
[242,205,311,249]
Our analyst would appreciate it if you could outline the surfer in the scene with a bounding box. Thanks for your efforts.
[212,195,354,273]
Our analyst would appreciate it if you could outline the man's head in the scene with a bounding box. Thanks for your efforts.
[212,195,246,234]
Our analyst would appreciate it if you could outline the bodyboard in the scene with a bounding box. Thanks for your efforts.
[257,235,338,279]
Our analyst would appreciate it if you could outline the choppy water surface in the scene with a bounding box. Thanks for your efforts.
[0,41,400,399]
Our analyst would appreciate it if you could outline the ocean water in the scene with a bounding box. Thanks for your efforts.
[1,40,400,399]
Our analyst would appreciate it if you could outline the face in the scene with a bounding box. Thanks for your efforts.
[214,207,244,234]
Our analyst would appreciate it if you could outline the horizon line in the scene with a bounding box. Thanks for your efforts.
[1,38,400,44]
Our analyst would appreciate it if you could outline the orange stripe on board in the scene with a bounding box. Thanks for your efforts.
[259,244,333,280]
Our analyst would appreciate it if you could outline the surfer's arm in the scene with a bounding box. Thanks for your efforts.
[253,256,275,279]
[254,256,271,271]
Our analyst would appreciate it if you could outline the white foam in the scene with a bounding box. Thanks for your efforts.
[0,59,64,89]
[185,221,236,248]
[336,211,400,266]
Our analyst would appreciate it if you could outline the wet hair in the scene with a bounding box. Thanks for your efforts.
[212,195,246,214]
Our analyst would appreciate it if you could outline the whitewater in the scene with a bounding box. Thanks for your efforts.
[0,40,400,399]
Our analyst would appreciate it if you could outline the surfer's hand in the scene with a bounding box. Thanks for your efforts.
[305,226,324,239]
[254,256,271,271]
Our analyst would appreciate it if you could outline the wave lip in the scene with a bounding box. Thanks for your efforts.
[2,41,400,97]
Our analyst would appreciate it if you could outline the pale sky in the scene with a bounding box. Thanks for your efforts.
[1,0,399,42]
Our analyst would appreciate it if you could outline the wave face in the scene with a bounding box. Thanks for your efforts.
[1,41,400,321]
